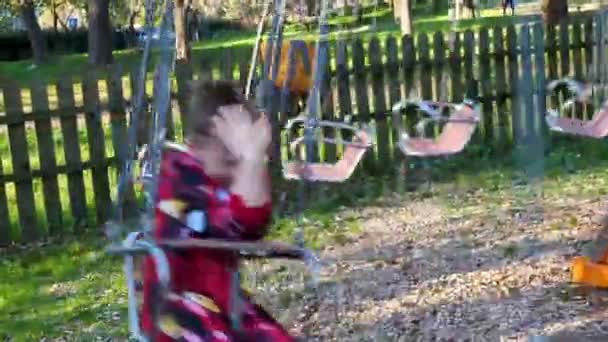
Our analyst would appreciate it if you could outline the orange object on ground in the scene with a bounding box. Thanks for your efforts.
[259,40,316,95]
[571,256,608,288]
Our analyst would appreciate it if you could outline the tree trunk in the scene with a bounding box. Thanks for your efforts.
[175,0,190,62]
[393,0,401,21]
[51,0,58,33]
[127,0,141,48]
[87,0,113,66]
[541,0,569,26]
[400,0,413,36]
[19,0,49,65]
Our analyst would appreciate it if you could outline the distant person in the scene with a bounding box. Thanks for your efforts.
[503,0,515,16]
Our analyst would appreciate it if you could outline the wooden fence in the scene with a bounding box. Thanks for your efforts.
[0,12,607,245]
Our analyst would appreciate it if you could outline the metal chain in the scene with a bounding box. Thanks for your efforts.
[294,0,329,248]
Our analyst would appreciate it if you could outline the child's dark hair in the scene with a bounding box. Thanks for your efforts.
[185,80,259,141]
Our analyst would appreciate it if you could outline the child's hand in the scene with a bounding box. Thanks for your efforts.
[213,104,271,162]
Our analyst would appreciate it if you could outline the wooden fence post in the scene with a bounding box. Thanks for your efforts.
[559,21,571,117]
[107,67,138,221]
[31,81,63,234]
[533,22,548,139]
[463,30,476,100]
[478,28,495,146]
[583,18,595,119]
[3,84,38,241]
[571,18,586,120]
[493,26,509,151]
[506,25,520,147]
[82,71,112,224]
[57,77,88,229]
[352,38,375,173]
[369,37,390,166]
[321,45,337,164]
[175,61,194,139]
[0,148,9,245]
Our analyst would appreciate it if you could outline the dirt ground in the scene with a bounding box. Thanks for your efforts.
[252,193,608,341]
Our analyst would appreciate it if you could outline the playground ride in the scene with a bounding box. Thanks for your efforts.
[105,0,371,340]
[545,78,608,138]
[391,98,482,157]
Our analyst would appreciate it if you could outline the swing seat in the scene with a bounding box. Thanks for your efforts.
[259,40,316,95]
[545,76,608,138]
[545,104,608,138]
[393,99,481,157]
[281,116,372,182]
[107,228,320,341]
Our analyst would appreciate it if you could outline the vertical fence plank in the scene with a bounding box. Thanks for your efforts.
[533,22,547,138]
[107,68,138,221]
[3,84,38,241]
[428,32,446,140]
[583,18,595,119]
[369,37,390,166]
[386,36,401,111]
[0,145,9,245]
[335,39,352,122]
[386,36,401,191]
[463,30,476,100]
[506,25,521,146]
[448,31,462,103]
[322,48,337,164]
[352,38,375,173]
[571,19,585,119]
[520,24,535,139]
[401,35,417,132]
[31,82,63,234]
[546,25,560,111]
[492,26,508,150]
[418,34,432,102]
[398,35,417,192]
[129,69,149,147]
[175,62,194,136]
[279,42,297,165]
[57,78,88,229]
[151,67,175,142]
[82,72,112,223]
[0,87,10,244]
[239,57,249,89]
[432,31,446,106]
[559,21,571,117]
[335,38,353,175]
[418,32,432,136]
[594,13,607,106]
[519,24,542,183]
[478,28,495,146]
[221,49,234,80]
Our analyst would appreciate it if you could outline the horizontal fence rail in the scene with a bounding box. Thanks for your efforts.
[0,12,607,245]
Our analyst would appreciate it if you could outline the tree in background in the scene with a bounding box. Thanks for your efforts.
[87,0,112,65]
[393,0,413,36]
[8,0,50,64]
[175,0,191,61]
[541,0,568,25]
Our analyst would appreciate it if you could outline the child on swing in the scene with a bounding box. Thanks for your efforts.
[141,80,294,341]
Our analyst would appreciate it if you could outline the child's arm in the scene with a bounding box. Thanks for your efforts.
[230,157,271,207]
[227,158,272,240]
